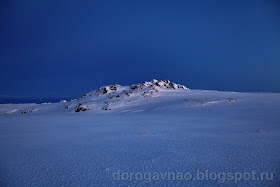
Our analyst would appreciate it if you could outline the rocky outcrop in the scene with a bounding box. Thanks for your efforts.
[75,103,91,112]
[96,84,119,94]
[21,108,38,114]
[131,79,188,90]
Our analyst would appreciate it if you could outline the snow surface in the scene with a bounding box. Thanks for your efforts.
[0,80,280,186]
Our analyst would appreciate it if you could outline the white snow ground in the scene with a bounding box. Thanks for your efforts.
[0,80,280,186]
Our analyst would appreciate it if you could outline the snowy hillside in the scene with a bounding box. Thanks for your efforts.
[1,79,239,115]
[0,80,280,186]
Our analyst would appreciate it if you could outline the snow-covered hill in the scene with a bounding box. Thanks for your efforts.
[1,79,240,115]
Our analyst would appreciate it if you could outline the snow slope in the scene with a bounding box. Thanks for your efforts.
[0,79,236,115]
[0,80,280,186]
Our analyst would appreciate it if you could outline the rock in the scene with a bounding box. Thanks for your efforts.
[131,79,188,91]
[64,104,70,109]
[21,109,38,114]
[75,103,90,112]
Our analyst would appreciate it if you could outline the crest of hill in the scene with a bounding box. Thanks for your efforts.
[82,79,189,99]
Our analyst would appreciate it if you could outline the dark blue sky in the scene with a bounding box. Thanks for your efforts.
[1,0,280,98]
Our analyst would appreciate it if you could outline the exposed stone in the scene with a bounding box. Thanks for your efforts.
[75,103,90,112]
[21,109,37,114]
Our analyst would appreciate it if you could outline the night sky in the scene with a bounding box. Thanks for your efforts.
[1,0,280,99]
